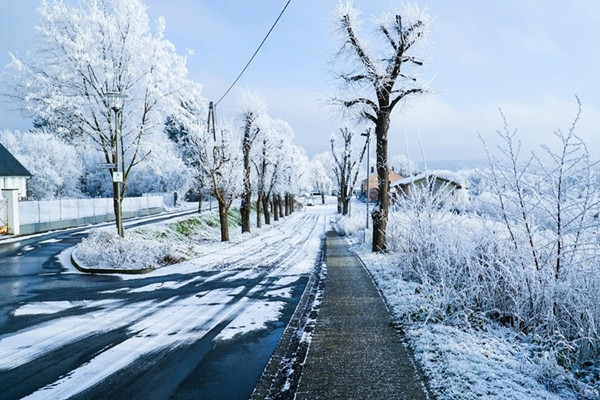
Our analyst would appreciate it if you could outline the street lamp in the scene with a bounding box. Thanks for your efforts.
[361,129,371,231]
[106,91,127,237]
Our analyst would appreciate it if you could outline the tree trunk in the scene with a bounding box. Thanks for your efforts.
[197,191,204,213]
[112,180,124,238]
[284,193,290,216]
[240,126,252,233]
[278,194,284,218]
[256,191,263,228]
[273,194,279,221]
[262,195,271,225]
[321,193,326,204]
[240,198,251,233]
[218,201,230,242]
[341,183,349,216]
[372,114,390,252]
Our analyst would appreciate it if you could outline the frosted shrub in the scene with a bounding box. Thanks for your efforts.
[388,196,526,328]
[334,212,366,236]
[383,103,600,394]
[77,229,172,270]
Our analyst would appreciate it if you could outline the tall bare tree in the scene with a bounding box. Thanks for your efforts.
[236,90,267,234]
[332,1,431,251]
[331,127,368,215]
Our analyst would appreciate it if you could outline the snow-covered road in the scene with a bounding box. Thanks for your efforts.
[0,207,330,400]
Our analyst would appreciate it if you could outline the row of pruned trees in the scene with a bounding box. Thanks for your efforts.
[168,90,309,242]
[4,0,308,241]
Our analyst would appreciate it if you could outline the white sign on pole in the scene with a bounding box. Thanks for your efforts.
[112,171,123,183]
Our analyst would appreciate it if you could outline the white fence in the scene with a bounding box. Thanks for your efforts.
[19,195,164,225]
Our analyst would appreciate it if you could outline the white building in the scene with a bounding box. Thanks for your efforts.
[0,143,31,199]
[391,173,469,208]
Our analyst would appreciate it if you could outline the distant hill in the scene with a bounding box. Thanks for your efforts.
[418,159,487,172]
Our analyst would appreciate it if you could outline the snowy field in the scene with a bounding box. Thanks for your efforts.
[0,206,330,399]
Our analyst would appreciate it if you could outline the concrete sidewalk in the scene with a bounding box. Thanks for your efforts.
[295,231,431,400]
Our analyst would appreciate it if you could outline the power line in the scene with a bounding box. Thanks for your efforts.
[215,0,292,106]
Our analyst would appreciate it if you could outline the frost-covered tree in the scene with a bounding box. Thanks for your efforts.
[251,115,278,227]
[313,151,337,192]
[5,0,196,237]
[165,97,209,211]
[390,153,419,177]
[269,120,299,220]
[310,159,333,204]
[125,141,192,197]
[332,1,431,251]
[191,120,242,242]
[331,127,368,215]
[236,90,267,234]
[283,145,310,215]
[0,129,83,199]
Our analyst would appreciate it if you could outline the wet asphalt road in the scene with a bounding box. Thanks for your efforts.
[0,211,318,399]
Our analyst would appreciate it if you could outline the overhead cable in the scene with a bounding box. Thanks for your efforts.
[215,0,292,106]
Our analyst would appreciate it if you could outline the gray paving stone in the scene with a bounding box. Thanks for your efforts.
[295,231,431,400]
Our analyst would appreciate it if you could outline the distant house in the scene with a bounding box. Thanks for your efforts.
[361,168,403,202]
[391,173,468,206]
[0,143,32,199]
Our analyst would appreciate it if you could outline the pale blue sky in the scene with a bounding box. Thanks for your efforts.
[2,0,600,162]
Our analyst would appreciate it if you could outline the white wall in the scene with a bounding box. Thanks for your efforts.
[0,176,27,199]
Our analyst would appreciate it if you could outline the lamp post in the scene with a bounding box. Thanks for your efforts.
[106,91,127,237]
[361,129,371,231]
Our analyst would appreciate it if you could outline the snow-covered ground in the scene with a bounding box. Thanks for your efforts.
[8,196,595,399]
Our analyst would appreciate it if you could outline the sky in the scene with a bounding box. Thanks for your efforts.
[2,0,600,165]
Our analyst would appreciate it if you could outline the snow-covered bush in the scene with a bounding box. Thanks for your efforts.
[334,212,365,236]
[380,104,600,395]
[76,229,174,270]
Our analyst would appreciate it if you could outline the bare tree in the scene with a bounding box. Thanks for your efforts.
[332,2,431,251]
[193,122,242,242]
[331,127,368,215]
[310,159,333,205]
[237,90,267,233]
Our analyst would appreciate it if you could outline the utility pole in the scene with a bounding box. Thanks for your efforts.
[361,129,371,230]
[106,91,127,238]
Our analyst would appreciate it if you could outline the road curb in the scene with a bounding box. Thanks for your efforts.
[250,233,326,400]
[70,247,155,275]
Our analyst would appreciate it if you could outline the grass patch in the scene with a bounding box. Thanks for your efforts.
[172,217,204,236]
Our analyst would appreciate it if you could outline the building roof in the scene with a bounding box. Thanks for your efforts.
[361,170,403,185]
[0,142,32,177]
[391,173,463,189]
